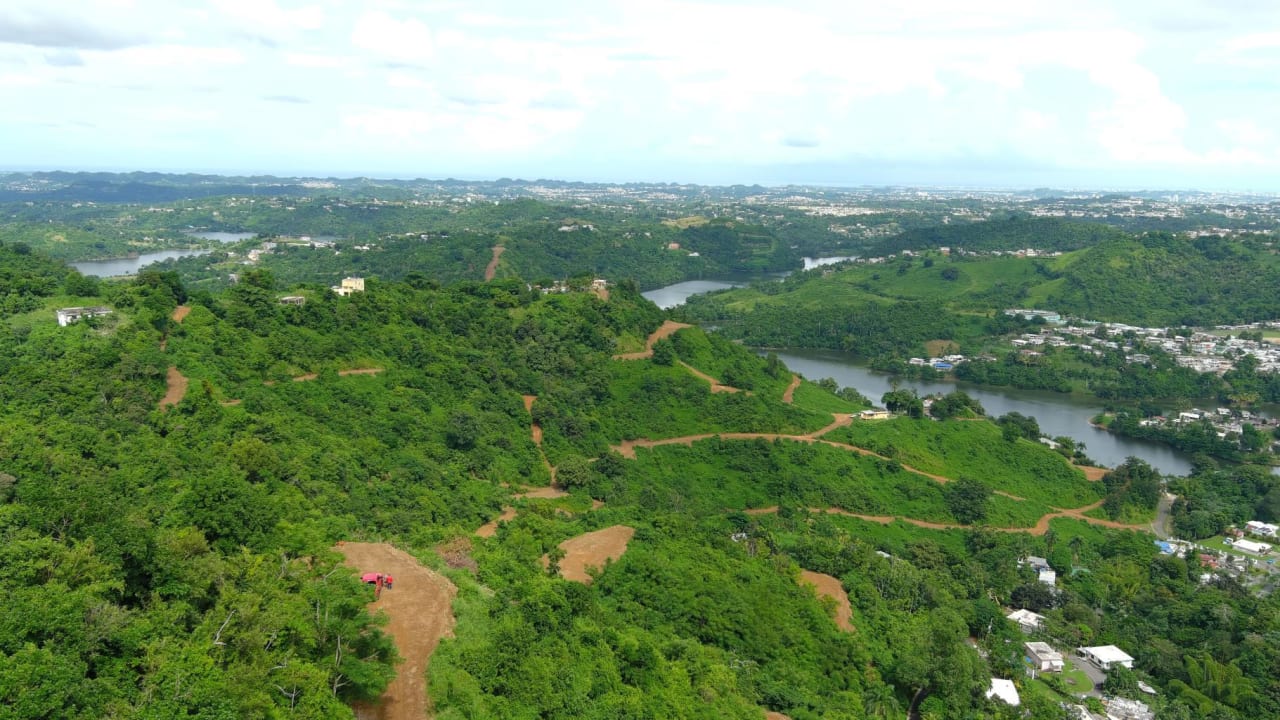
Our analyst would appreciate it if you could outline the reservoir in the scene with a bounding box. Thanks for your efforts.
[771,348,1195,476]
[72,249,211,277]
[643,280,743,310]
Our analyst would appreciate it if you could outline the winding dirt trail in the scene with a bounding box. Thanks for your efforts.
[338,542,457,720]
[612,320,691,360]
[475,508,518,538]
[159,366,188,410]
[799,570,855,631]
[742,501,1146,536]
[483,245,505,281]
[781,375,801,404]
[678,361,746,394]
[542,525,635,583]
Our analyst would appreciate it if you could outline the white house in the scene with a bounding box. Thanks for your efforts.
[332,277,365,296]
[1025,642,1064,672]
[56,306,113,326]
[1245,521,1278,538]
[1233,539,1271,555]
[1079,645,1134,670]
[986,678,1020,706]
[1007,608,1045,633]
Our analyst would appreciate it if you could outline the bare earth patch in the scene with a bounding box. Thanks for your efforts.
[543,525,635,584]
[781,375,801,404]
[159,366,188,410]
[613,320,691,360]
[475,507,518,538]
[1077,465,1109,481]
[337,542,457,720]
[171,305,191,323]
[483,245,505,281]
[678,361,746,394]
[765,711,792,720]
[516,486,568,500]
[799,570,855,631]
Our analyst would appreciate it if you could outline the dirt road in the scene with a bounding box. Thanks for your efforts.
[483,245,505,281]
[338,542,457,720]
[612,320,691,360]
[781,375,801,404]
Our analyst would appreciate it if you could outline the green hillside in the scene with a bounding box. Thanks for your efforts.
[678,229,1280,356]
[2,242,1278,720]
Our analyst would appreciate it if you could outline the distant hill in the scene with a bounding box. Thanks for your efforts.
[866,215,1128,256]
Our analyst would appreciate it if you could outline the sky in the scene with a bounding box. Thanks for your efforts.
[2,0,1279,190]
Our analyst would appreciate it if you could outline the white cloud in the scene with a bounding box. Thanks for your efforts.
[351,10,434,63]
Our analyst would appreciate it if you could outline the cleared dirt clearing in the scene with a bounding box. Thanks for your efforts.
[159,366,188,410]
[483,245,505,281]
[799,570,854,631]
[338,542,457,720]
[544,525,635,583]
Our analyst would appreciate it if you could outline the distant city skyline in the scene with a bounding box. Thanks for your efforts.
[3,1,1279,191]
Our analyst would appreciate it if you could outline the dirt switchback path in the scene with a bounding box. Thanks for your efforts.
[781,375,801,404]
[483,245,505,281]
[159,366,188,410]
[613,320,691,360]
[678,361,746,394]
[799,570,854,631]
[742,502,1146,536]
[338,542,457,720]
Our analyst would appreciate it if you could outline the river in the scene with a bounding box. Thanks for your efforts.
[771,348,1194,475]
[72,249,212,277]
[643,273,1195,475]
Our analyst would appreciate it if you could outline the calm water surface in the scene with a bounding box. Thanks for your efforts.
[72,250,211,277]
[771,348,1195,475]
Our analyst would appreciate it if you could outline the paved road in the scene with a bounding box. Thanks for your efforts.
[1152,492,1176,539]
[1066,652,1107,696]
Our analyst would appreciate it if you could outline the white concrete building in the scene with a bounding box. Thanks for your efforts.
[1079,645,1134,670]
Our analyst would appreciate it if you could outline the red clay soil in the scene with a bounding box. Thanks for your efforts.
[743,502,1147,537]
[475,507,518,538]
[171,305,191,323]
[781,375,801,404]
[483,245,505,281]
[542,525,636,584]
[159,366,188,410]
[522,394,536,413]
[678,361,746,394]
[289,368,384,382]
[516,486,569,500]
[765,713,791,720]
[337,542,457,720]
[799,570,855,631]
[612,320,692,360]
[1077,465,1109,481]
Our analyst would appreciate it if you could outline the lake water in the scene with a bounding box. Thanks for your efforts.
[185,231,256,243]
[643,280,744,310]
[770,348,1195,475]
[72,250,212,277]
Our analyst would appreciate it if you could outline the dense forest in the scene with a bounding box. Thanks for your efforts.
[2,238,1280,719]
